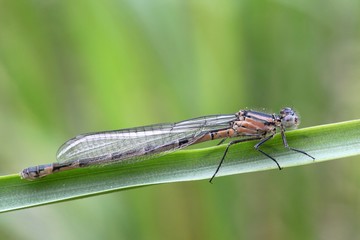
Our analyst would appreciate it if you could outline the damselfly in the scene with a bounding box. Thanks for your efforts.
[20,107,314,182]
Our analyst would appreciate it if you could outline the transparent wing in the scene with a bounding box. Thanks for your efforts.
[56,114,237,164]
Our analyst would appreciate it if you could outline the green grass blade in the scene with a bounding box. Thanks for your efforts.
[1,120,360,212]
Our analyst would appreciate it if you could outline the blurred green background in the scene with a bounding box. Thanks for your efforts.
[1,0,360,239]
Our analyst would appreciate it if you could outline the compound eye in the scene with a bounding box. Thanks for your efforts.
[280,108,299,129]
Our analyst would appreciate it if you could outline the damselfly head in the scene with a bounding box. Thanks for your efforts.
[279,107,299,129]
